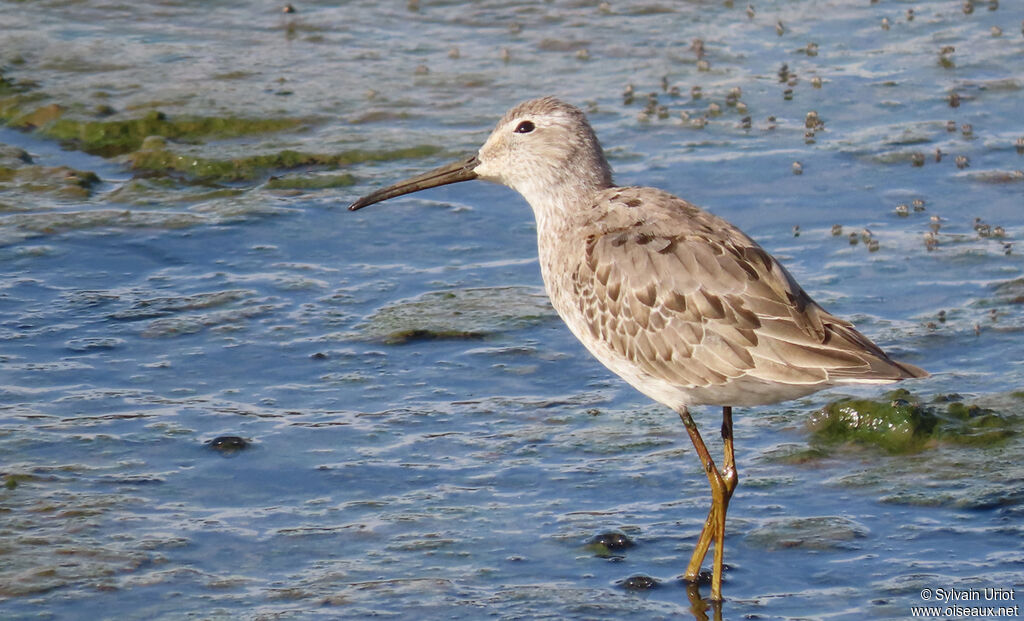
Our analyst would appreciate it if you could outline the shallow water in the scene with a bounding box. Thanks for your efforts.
[1,1,1023,619]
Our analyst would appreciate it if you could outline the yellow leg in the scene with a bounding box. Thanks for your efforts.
[721,406,738,498]
[685,502,717,583]
[711,406,738,599]
[678,406,738,602]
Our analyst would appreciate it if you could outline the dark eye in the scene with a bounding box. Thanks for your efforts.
[514,120,535,134]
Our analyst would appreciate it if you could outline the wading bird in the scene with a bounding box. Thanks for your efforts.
[348,97,927,601]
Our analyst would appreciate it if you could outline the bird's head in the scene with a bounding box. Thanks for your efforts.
[348,97,613,218]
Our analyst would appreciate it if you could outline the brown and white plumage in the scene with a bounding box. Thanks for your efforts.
[547,184,926,410]
[348,96,927,602]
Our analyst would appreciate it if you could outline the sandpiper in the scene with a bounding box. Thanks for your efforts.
[348,97,927,601]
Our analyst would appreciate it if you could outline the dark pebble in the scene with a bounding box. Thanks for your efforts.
[209,436,250,453]
[590,531,635,550]
[621,574,659,590]
[682,568,716,586]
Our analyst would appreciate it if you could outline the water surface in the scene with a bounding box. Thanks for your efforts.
[1,1,1023,619]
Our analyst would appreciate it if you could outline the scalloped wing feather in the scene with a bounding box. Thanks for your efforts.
[565,187,926,403]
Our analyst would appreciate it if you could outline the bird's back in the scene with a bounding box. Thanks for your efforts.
[538,185,927,410]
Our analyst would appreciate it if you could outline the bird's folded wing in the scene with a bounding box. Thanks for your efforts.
[570,190,923,389]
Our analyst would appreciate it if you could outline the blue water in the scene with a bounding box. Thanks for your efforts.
[2,1,1023,619]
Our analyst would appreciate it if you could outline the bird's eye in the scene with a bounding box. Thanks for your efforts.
[514,120,535,134]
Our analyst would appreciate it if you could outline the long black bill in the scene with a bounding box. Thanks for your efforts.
[348,154,480,211]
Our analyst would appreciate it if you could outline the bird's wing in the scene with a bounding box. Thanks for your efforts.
[569,188,923,391]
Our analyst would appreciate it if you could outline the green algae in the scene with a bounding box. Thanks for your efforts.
[0,94,310,156]
[105,178,245,205]
[937,400,1016,446]
[9,102,63,129]
[827,391,1024,509]
[0,166,100,198]
[0,69,33,96]
[3,473,38,490]
[0,73,14,96]
[808,389,1020,454]
[38,110,307,157]
[126,144,440,183]
[0,144,32,168]
[0,93,46,124]
[0,88,441,190]
[264,172,356,190]
[809,390,935,453]
[0,143,101,199]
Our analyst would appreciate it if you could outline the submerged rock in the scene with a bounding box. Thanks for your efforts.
[587,530,635,557]
[109,290,256,321]
[619,574,659,590]
[746,516,869,551]
[993,278,1024,304]
[959,169,1024,184]
[589,530,634,550]
[357,286,557,345]
[208,436,250,454]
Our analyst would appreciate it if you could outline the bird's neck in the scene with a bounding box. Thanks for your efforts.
[517,163,613,233]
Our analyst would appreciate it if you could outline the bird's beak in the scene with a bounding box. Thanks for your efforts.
[348,154,480,211]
